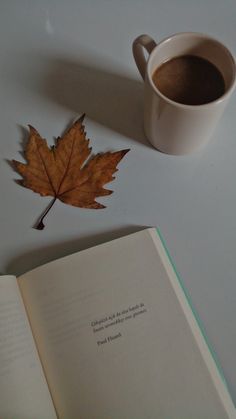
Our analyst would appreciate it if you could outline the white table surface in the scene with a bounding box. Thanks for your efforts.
[1,0,236,406]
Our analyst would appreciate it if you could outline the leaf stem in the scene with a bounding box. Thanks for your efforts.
[34,197,57,230]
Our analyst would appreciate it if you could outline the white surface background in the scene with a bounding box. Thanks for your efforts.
[0,0,236,406]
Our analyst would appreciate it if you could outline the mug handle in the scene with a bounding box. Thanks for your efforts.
[132,34,157,80]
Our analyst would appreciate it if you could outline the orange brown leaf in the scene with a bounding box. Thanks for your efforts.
[13,115,129,229]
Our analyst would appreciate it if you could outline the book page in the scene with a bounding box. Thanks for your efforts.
[18,229,234,419]
[0,275,57,419]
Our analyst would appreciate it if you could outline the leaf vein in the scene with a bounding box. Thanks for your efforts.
[36,144,56,194]
[57,136,76,194]
[24,169,52,185]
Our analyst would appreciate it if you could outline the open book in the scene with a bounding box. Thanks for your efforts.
[1,228,235,419]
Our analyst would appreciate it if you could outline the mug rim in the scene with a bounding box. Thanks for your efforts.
[147,31,236,109]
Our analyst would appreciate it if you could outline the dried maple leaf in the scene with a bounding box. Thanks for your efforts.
[13,114,129,230]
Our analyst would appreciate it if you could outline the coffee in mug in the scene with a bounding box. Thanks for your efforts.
[152,55,225,106]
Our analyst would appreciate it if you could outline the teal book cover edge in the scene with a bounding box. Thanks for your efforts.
[155,227,230,394]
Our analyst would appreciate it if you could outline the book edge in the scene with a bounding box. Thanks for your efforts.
[149,227,235,418]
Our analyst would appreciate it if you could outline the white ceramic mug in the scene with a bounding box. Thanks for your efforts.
[133,33,236,154]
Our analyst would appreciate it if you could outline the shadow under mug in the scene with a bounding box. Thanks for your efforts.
[133,33,236,155]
